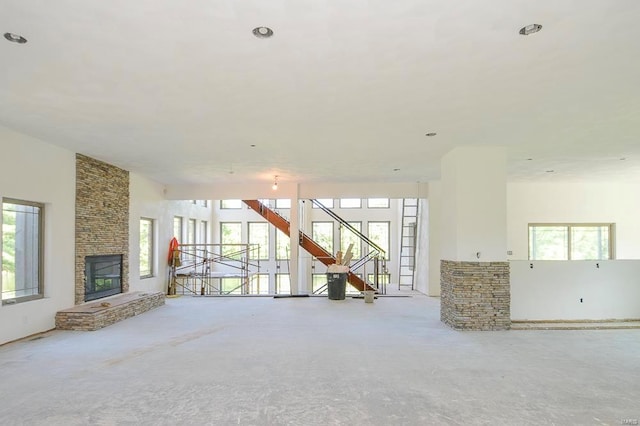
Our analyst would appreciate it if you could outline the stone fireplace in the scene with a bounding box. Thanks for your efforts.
[75,154,129,304]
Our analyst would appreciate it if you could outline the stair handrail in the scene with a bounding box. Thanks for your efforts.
[309,199,386,258]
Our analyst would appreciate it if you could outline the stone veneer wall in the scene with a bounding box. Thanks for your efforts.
[56,292,164,331]
[440,260,510,330]
[75,154,130,304]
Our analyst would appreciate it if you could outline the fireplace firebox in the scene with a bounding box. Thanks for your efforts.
[85,255,122,301]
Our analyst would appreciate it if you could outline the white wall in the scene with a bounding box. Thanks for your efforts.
[440,147,507,262]
[129,173,213,294]
[0,126,75,345]
[507,182,640,260]
[511,260,640,320]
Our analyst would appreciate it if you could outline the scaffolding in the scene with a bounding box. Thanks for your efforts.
[168,243,261,296]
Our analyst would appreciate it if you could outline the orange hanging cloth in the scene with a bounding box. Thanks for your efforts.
[168,237,180,266]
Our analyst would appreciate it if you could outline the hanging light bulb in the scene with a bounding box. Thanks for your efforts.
[272,176,278,190]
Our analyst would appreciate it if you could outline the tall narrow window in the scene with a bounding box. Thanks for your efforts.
[2,199,43,303]
[368,221,390,260]
[187,219,196,258]
[312,222,334,257]
[220,222,242,260]
[173,216,183,241]
[199,221,208,245]
[276,229,290,260]
[139,218,154,278]
[248,222,269,260]
[340,222,362,260]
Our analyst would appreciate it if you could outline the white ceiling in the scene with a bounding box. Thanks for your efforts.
[1,0,639,186]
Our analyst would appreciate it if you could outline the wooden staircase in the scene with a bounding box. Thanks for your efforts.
[243,200,374,292]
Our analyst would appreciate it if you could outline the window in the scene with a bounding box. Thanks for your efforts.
[139,218,154,278]
[221,277,242,294]
[2,199,44,303]
[367,273,391,288]
[275,199,291,209]
[187,219,196,257]
[249,274,269,295]
[313,199,334,209]
[276,229,290,260]
[312,222,334,255]
[340,222,362,260]
[368,221,390,260]
[368,198,389,208]
[199,221,208,245]
[340,198,361,208]
[173,216,183,241]
[529,224,614,260]
[248,222,269,260]
[276,274,290,294]
[312,274,328,293]
[221,199,242,209]
[220,222,242,259]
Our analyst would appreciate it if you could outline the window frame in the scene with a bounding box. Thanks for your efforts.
[367,221,390,260]
[220,222,243,260]
[367,198,389,209]
[312,221,334,256]
[248,222,270,260]
[313,199,334,209]
[528,223,615,260]
[220,199,242,209]
[1,198,44,304]
[339,198,362,209]
[139,217,154,279]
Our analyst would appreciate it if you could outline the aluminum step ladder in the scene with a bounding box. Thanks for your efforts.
[398,198,418,290]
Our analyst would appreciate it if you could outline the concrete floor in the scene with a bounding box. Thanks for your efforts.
[1,294,638,426]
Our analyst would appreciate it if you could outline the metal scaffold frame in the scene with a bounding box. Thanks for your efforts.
[168,243,261,296]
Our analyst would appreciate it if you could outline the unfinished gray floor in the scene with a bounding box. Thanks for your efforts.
[1,294,638,426]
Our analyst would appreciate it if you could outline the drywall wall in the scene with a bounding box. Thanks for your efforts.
[0,126,75,345]
[440,147,507,262]
[507,182,640,260]
[129,173,213,294]
[511,260,640,320]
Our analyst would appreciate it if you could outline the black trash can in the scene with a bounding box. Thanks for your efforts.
[327,273,347,300]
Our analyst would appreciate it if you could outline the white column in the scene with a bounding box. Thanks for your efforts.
[289,185,300,295]
[440,146,507,262]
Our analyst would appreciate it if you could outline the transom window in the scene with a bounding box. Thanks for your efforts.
[221,199,242,209]
[313,199,334,208]
[528,224,614,260]
[339,198,361,208]
[367,198,389,208]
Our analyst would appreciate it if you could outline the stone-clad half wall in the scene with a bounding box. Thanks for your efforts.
[75,154,130,304]
[441,260,510,330]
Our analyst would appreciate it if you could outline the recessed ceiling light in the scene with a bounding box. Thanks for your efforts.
[393,168,400,172]
[253,27,274,39]
[4,32,27,44]
[620,157,626,161]
[546,170,554,173]
[250,144,256,147]
[425,132,437,137]
[519,24,542,36]
[526,158,533,161]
